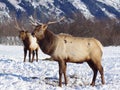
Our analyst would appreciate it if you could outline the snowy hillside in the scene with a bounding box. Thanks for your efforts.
[0,45,120,90]
[0,0,120,21]
[0,2,10,22]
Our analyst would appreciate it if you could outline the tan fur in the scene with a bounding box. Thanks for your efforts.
[54,35,103,62]
[19,30,39,62]
[33,24,105,87]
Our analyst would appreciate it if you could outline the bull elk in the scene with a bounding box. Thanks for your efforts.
[15,19,39,62]
[31,17,105,87]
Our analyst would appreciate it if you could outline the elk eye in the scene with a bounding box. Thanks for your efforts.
[37,27,41,31]
[43,25,46,28]
[32,32,35,35]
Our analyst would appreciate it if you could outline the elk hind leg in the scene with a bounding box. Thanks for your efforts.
[96,63,105,85]
[87,60,98,86]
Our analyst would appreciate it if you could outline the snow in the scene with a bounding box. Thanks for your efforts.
[97,0,120,12]
[0,45,120,90]
[97,4,116,19]
[28,0,54,9]
[0,2,10,22]
[70,0,94,19]
[101,8,116,19]
[8,0,25,11]
[0,2,6,10]
[30,0,63,17]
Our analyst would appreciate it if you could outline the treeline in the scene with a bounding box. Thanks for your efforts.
[50,15,120,46]
[0,14,120,46]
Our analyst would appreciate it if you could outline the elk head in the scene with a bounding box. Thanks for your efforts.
[19,30,28,40]
[30,17,65,40]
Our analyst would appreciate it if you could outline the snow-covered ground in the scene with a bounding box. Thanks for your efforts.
[0,45,120,90]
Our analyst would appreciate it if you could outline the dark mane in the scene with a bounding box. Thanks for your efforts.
[38,29,58,54]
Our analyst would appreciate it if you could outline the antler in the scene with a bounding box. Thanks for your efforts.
[29,16,43,26]
[14,18,21,31]
[29,16,65,26]
[14,18,27,31]
[47,17,65,25]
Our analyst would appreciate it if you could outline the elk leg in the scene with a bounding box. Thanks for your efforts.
[36,49,38,62]
[58,60,67,87]
[87,60,98,86]
[24,48,27,62]
[97,64,105,85]
[58,61,62,87]
[63,62,67,85]
[29,50,32,62]
[91,68,98,86]
[31,50,35,62]
[58,62,62,86]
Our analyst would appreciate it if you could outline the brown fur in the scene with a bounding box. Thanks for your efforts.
[33,24,105,87]
[19,30,39,62]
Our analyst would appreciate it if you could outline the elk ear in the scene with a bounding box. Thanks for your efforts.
[42,24,48,31]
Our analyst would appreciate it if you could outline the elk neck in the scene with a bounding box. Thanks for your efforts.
[38,29,58,55]
[23,36,30,49]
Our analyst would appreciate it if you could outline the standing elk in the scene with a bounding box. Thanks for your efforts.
[31,17,105,87]
[15,20,39,62]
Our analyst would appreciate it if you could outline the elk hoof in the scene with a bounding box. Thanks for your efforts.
[59,83,62,87]
[102,80,105,85]
[90,82,95,86]
[65,83,67,86]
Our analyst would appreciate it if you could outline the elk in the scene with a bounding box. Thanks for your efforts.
[15,20,39,62]
[31,17,105,87]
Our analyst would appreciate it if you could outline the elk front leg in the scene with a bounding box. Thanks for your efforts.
[29,50,32,62]
[36,49,38,62]
[58,60,67,87]
[63,62,67,85]
[58,61,62,87]
[24,48,27,62]
[31,50,35,62]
